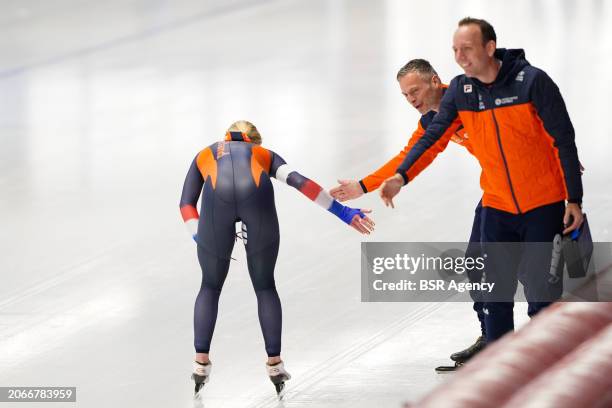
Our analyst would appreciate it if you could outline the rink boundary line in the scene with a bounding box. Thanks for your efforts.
[248,301,445,408]
[0,0,279,80]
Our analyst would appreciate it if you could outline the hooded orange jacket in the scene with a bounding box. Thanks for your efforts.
[396,49,582,214]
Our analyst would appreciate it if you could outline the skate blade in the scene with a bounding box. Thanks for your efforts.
[193,391,206,408]
[193,384,205,408]
[275,382,286,400]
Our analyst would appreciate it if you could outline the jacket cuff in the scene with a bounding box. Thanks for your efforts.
[396,171,409,185]
[358,180,368,193]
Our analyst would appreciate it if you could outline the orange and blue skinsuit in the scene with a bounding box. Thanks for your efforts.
[180,131,365,357]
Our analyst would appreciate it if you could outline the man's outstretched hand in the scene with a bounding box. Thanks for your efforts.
[330,179,364,202]
[379,174,404,208]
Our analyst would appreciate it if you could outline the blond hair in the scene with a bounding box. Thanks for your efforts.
[227,120,262,144]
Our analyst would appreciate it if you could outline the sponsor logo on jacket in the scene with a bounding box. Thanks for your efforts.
[494,96,519,106]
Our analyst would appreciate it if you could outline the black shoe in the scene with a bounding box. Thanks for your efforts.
[450,336,486,363]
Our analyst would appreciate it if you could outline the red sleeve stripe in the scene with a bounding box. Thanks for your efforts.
[180,205,199,221]
[300,180,323,201]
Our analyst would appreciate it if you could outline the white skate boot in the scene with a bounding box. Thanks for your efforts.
[266,361,291,398]
[191,361,212,394]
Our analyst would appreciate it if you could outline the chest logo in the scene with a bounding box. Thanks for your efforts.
[494,96,519,106]
[463,84,473,93]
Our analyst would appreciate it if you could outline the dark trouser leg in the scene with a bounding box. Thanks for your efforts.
[483,302,515,342]
[467,200,485,336]
[472,301,486,335]
[481,206,521,343]
[519,201,565,317]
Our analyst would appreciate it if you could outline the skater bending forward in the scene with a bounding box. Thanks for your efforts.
[179,120,375,395]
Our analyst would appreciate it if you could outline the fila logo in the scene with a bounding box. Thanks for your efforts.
[516,70,525,82]
[464,84,473,93]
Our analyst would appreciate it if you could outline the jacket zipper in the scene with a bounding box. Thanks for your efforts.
[491,109,522,214]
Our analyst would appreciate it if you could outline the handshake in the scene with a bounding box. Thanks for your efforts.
[330,176,404,208]
[327,174,407,237]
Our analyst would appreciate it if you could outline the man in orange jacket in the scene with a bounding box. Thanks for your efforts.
[331,59,487,369]
[381,17,584,343]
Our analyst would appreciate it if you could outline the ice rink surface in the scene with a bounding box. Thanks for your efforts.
[1,0,611,407]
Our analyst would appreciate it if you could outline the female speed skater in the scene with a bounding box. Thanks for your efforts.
[179,120,375,397]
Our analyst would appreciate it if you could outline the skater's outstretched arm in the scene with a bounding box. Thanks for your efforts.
[269,151,375,234]
[179,154,204,240]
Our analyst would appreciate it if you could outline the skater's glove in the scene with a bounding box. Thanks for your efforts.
[329,201,375,234]
[329,201,362,224]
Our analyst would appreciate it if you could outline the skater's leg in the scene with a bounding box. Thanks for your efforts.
[194,245,233,356]
[195,353,210,364]
[238,188,283,359]
[191,223,235,393]
[247,241,282,358]
[256,284,282,359]
[193,190,237,360]
[247,241,292,395]
[238,187,290,396]
[193,285,221,358]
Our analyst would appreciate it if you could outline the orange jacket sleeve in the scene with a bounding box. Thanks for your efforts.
[360,120,458,192]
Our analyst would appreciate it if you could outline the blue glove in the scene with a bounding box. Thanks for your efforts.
[329,200,365,225]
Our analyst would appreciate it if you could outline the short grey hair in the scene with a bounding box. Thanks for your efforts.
[396,59,438,81]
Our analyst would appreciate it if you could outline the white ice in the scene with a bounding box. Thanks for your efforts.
[1,1,611,407]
